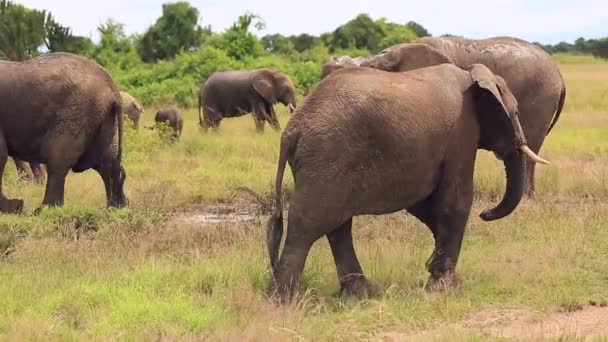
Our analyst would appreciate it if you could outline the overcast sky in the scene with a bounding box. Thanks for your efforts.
[19,0,608,44]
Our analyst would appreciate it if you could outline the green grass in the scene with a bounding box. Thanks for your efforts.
[1,62,608,340]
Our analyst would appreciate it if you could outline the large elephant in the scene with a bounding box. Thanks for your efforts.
[154,108,183,141]
[266,64,549,300]
[361,36,566,196]
[120,91,144,130]
[320,55,368,80]
[199,68,297,133]
[0,52,128,212]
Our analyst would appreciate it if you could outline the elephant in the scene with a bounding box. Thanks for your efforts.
[0,52,128,212]
[266,63,549,300]
[198,68,297,133]
[360,36,566,197]
[154,108,183,141]
[13,158,45,183]
[120,91,144,130]
[320,55,368,80]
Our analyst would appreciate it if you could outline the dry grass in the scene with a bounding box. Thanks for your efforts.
[1,59,608,340]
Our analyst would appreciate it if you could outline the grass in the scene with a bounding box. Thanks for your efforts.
[1,60,608,340]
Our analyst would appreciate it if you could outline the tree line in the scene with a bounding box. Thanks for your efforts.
[1,0,604,107]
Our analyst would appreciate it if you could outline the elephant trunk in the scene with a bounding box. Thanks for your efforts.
[480,115,548,221]
[479,149,525,221]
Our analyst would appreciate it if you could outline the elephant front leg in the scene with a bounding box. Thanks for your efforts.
[327,218,379,297]
[266,104,281,131]
[0,140,23,213]
[41,167,68,208]
[254,116,266,133]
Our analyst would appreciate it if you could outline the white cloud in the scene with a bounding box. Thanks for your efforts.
[18,0,608,43]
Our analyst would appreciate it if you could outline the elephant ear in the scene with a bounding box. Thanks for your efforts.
[468,64,512,118]
[252,73,277,104]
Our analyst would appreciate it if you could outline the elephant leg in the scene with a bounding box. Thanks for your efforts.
[269,210,318,302]
[423,165,474,289]
[254,115,265,133]
[524,159,536,198]
[41,167,68,207]
[327,218,377,297]
[30,162,45,184]
[266,104,280,131]
[13,158,32,180]
[94,162,127,208]
[0,135,23,212]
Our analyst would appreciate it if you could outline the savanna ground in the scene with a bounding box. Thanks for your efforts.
[1,56,608,341]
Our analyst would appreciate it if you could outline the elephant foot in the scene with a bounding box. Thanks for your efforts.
[0,197,24,213]
[426,270,461,292]
[339,274,380,298]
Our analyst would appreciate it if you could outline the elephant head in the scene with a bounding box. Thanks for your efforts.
[253,69,297,114]
[361,43,452,72]
[468,64,549,221]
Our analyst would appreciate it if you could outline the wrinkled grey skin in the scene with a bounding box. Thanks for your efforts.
[0,52,128,212]
[120,91,144,130]
[199,68,297,133]
[267,64,545,301]
[13,158,45,183]
[320,55,369,80]
[154,108,183,141]
[361,36,566,197]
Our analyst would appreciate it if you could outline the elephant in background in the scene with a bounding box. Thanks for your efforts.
[361,36,566,196]
[267,64,549,300]
[13,158,45,183]
[120,91,144,129]
[320,55,368,80]
[0,52,128,212]
[154,108,183,141]
[199,68,297,133]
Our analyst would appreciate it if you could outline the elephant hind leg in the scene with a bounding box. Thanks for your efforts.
[327,218,378,297]
[94,162,127,208]
[30,163,45,184]
[0,136,23,213]
[268,208,321,302]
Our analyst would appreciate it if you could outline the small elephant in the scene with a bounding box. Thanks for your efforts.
[361,36,566,197]
[320,55,368,80]
[13,158,45,183]
[267,64,549,300]
[120,91,144,130]
[199,68,297,133]
[0,52,128,212]
[154,108,183,141]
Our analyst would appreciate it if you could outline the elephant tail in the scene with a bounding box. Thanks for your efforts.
[198,94,204,127]
[547,84,566,134]
[112,99,124,163]
[267,131,296,277]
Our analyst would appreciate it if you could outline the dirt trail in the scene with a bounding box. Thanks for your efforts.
[382,305,608,340]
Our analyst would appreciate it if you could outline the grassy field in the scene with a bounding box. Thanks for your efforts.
[1,58,608,340]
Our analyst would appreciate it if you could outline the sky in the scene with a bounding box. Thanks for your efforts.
[19,0,608,44]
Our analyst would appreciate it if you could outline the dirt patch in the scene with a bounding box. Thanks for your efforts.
[380,305,608,340]
[462,305,608,339]
[171,204,257,225]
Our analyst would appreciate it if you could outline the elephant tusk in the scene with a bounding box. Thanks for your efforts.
[519,145,550,165]
[288,103,296,113]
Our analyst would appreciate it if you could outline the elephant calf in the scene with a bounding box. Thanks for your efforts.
[154,108,183,141]
[120,91,145,130]
[0,52,128,212]
[267,64,549,301]
[199,68,297,133]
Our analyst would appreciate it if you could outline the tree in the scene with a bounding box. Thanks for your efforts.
[139,2,205,62]
[94,19,140,69]
[405,21,430,38]
[377,19,417,50]
[0,0,48,60]
[213,13,265,60]
[289,34,319,52]
[329,14,384,52]
[261,34,294,54]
